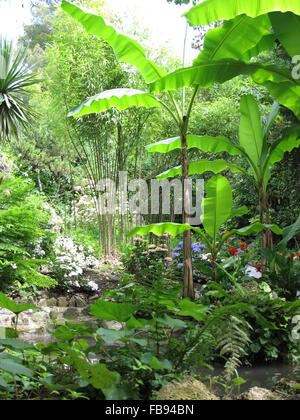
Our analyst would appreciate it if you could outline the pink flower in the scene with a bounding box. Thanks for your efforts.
[165,257,172,262]
[73,186,82,192]
[134,237,143,242]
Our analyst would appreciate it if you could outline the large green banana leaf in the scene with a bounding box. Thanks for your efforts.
[202,175,233,240]
[229,206,249,220]
[128,221,282,240]
[263,101,280,140]
[241,33,277,62]
[157,159,244,180]
[146,137,181,154]
[61,0,166,83]
[184,0,300,27]
[128,222,195,238]
[146,134,242,155]
[149,61,300,119]
[67,89,161,117]
[194,14,271,64]
[267,125,300,166]
[277,215,300,250]
[269,12,300,57]
[226,223,283,237]
[239,95,264,166]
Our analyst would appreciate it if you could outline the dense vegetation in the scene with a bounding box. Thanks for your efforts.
[0,0,299,401]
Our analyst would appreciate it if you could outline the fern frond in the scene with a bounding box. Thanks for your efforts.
[216,315,252,381]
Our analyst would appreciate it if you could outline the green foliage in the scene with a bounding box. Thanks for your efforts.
[149,62,300,120]
[0,175,56,291]
[193,14,271,63]
[184,0,300,26]
[0,292,40,315]
[61,0,166,84]
[0,37,39,141]
[68,89,161,117]
[262,249,300,301]
[216,315,252,381]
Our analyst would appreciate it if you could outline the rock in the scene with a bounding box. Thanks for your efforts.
[57,297,68,308]
[156,379,219,400]
[274,378,300,395]
[38,298,48,307]
[68,296,77,307]
[74,295,87,308]
[89,295,100,304]
[239,387,282,400]
[102,321,124,331]
[46,298,57,307]
[31,311,48,324]
[81,306,92,317]
[49,310,59,320]
[63,307,81,321]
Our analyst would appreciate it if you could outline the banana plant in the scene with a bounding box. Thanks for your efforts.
[62,0,299,298]
[129,174,283,281]
[184,0,300,60]
[148,95,300,252]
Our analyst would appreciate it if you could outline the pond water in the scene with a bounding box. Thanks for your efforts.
[199,363,299,394]
[18,330,299,394]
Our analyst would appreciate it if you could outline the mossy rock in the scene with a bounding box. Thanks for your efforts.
[156,379,219,400]
[239,387,282,400]
[274,378,300,395]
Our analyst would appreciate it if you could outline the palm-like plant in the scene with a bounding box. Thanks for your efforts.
[0,37,38,141]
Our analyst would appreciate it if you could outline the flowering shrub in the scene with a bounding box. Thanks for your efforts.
[171,240,210,283]
[121,235,179,285]
[51,235,100,291]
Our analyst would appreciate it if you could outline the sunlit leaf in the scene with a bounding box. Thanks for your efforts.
[184,0,300,27]
[0,292,40,314]
[194,14,271,64]
[203,175,233,240]
[156,159,244,180]
[90,299,136,322]
[146,134,242,156]
[269,12,300,57]
[68,89,161,117]
[128,222,194,238]
[239,95,264,166]
[149,61,300,119]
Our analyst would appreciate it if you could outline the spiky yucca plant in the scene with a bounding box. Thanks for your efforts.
[0,36,38,141]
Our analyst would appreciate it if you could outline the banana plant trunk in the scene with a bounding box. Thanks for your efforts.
[265,191,274,250]
[259,184,273,267]
[181,129,194,299]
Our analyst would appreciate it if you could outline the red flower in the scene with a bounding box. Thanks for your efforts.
[240,242,248,250]
[229,247,238,256]
[255,265,262,272]
[296,253,300,260]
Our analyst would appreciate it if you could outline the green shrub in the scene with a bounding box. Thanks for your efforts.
[0,175,56,292]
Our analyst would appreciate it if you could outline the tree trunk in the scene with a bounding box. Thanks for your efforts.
[54,172,61,201]
[37,168,43,193]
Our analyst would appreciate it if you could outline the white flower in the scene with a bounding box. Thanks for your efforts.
[245,266,262,279]
[10,263,17,269]
[87,281,98,291]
